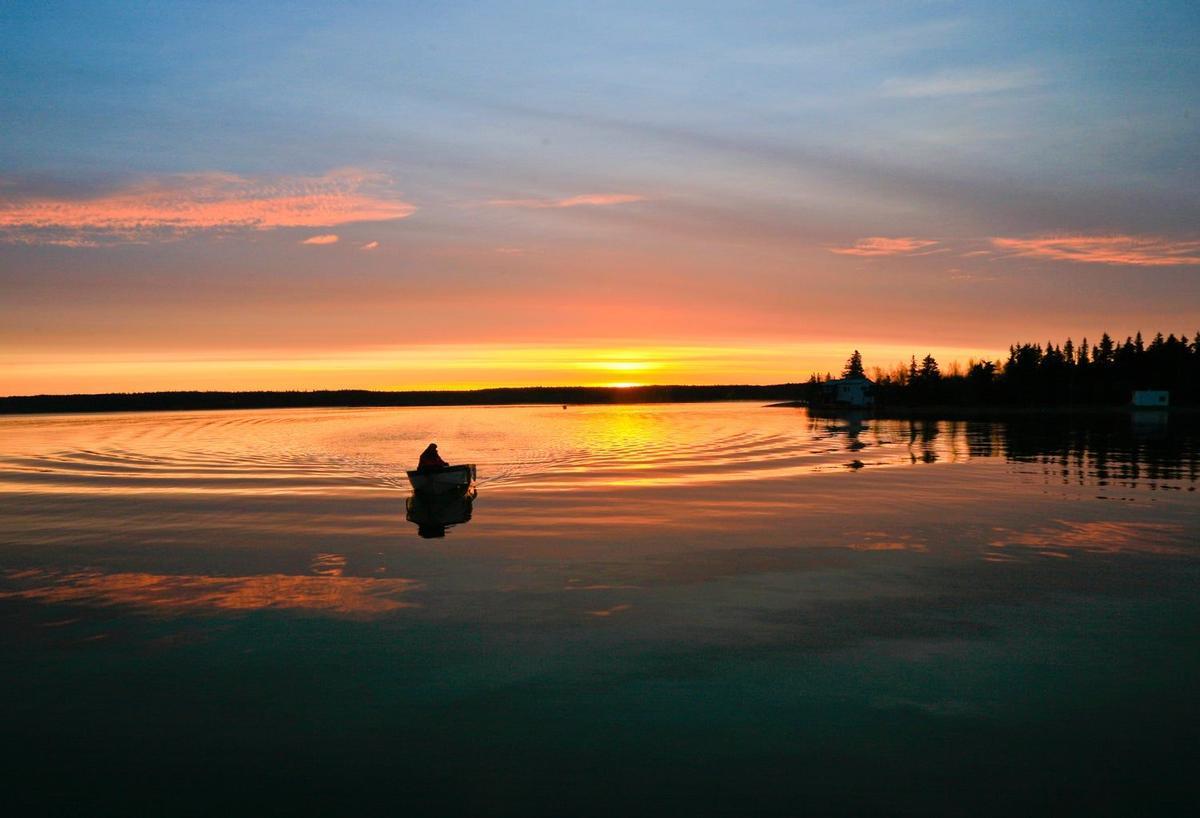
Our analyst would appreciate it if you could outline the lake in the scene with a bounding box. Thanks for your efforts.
[1,403,1197,816]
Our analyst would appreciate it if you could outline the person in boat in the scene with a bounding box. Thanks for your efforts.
[417,442,448,472]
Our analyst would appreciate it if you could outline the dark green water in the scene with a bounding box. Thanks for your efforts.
[1,405,1197,816]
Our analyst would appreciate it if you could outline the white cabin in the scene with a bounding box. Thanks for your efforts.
[1131,390,1169,408]
[818,375,875,408]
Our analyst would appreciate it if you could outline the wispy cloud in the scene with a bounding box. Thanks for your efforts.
[360,240,379,250]
[487,193,645,209]
[0,168,415,245]
[881,68,1041,98]
[729,19,964,66]
[829,237,939,256]
[948,269,998,283]
[990,234,1200,266]
[301,234,339,245]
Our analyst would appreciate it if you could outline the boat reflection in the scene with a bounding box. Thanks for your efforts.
[406,488,476,538]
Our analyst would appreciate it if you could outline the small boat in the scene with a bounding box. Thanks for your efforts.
[406,464,476,494]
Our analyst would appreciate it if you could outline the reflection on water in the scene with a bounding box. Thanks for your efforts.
[0,568,421,616]
[987,520,1191,560]
[0,404,1198,816]
[1,404,1196,495]
[809,409,1200,485]
[406,489,476,538]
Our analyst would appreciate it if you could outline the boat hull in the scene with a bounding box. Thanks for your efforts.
[406,464,476,494]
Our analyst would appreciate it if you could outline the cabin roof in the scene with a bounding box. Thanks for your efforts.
[822,375,874,386]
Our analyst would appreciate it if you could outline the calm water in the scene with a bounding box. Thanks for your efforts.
[1,403,1197,816]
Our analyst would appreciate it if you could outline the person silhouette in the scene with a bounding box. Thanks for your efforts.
[417,442,448,472]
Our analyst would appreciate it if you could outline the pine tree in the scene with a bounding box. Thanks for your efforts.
[843,350,865,379]
[919,354,940,381]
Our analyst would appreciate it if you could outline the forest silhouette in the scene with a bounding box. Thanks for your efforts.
[844,330,1200,407]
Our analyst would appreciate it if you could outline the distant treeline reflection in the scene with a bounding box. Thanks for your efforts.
[810,411,1200,486]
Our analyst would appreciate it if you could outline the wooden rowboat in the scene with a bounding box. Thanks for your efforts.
[406,464,476,494]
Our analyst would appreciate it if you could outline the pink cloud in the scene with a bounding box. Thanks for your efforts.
[0,168,415,245]
[829,237,939,256]
[990,234,1200,266]
[301,234,339,245]
[360,240,380,250]
[487,193,644,209]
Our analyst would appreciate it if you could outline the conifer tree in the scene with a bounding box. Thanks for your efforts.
[919,354,940,381]
[843,350,865,379]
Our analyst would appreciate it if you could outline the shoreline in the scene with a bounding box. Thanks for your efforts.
[0,385,806,416]
[769,402,1198,418]
[1,387,1195,418]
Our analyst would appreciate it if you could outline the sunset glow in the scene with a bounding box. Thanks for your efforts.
[1,2,1197,395]
[0,341,1004,395]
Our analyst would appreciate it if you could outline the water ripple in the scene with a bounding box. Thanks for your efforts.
[0,405,1195,497]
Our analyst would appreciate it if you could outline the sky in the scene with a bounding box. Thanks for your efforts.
[2,0,1198,394]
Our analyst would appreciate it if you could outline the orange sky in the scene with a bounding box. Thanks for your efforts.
[0,340,1053,395]
[2,216,1192,394]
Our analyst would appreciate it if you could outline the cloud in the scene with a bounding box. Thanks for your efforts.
[359,240,379,250]
[990,234,1200,266]
[728,19,963,66]
[948,270,998,283]
[487,193,644,209]
[829,237,939,256]
[881,68,1041,98]
[301,234,339,245]
[0,168,415,245]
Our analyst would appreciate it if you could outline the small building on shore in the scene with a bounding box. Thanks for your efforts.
[815,375,875,409]
[1132,390,1169,408]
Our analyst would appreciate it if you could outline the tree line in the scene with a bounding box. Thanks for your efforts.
[835,331,1200,406]
[0,384,811,415]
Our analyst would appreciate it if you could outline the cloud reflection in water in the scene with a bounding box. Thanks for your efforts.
[0,569,421,617]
